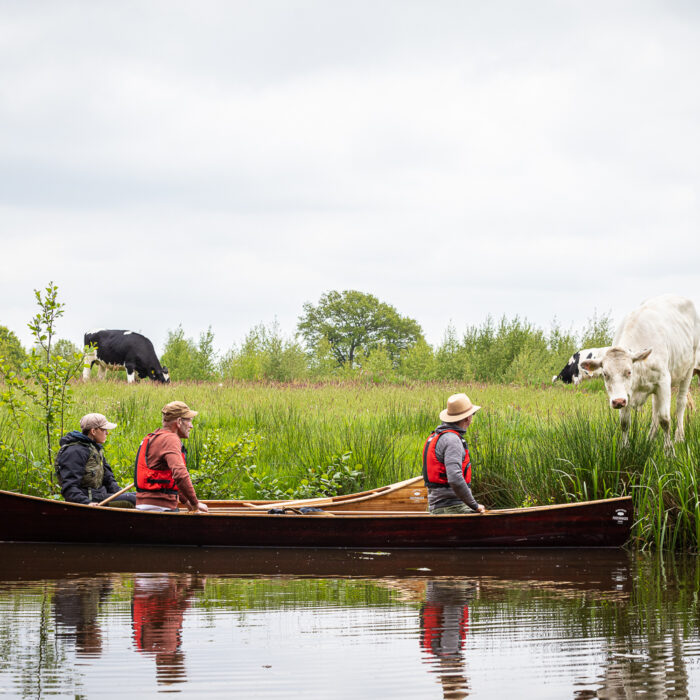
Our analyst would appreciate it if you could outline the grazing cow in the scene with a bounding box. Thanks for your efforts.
[552,347,610,385]
[580,294,700,453]
[83,330,170,383]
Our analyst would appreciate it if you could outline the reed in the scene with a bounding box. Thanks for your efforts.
[1,379,699,551]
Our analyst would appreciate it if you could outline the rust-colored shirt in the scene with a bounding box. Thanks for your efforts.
[135,428,199,509]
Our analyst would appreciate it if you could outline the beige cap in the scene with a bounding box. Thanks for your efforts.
[80,413,117,431]
[439,393,481,423]
[162,401,198,422]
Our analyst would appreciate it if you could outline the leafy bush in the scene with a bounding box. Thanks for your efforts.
[0,326,27,373]
[161,325,217,381]
[220,320,308,382]
[244,452,363,500]
[187,428,260,499]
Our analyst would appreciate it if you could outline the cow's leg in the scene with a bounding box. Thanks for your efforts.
[125,363,137,384]
[649,394,659,440]
[674,370,694,444]
[96,360,107,380]
[82,350,97,381]
[619,405,632,448]
[654,379,674,454]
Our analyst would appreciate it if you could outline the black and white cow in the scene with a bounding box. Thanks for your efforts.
[552,347,610,385]
[83,330,170,383]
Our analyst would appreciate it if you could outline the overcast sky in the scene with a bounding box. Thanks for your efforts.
[1,1,698,355]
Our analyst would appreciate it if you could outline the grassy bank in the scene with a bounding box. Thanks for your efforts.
[1,379,699,551]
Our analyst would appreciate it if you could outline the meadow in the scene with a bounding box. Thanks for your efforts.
[1,378,699,551]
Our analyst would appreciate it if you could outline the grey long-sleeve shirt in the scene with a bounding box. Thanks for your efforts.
[426,422,480,511]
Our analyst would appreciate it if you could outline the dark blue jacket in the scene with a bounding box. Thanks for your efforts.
[55,431,121,504]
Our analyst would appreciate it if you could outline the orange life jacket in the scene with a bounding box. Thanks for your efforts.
[422,428,471,488]
[134,430,182,494]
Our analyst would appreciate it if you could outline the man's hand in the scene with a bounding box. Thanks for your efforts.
[188,501,209,513]
[88,502,99,507]
[476,504,486,513]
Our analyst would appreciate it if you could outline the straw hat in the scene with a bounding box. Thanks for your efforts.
[439,393,481,423]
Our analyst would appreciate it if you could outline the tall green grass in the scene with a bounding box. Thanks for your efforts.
[1,378,699,551]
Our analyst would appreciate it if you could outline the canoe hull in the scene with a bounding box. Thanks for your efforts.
[0,490,632,548]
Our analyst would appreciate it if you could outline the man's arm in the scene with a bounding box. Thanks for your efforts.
[57,445,91,504]
[160,442,208,513]
[439,434,483,512]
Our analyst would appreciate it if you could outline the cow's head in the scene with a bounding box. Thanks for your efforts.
[580,346,652,409]
[151,367,171,383]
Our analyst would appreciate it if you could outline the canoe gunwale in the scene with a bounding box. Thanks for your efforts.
[0,488,632,517]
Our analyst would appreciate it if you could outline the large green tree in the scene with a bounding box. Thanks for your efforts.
[297,290,423,368]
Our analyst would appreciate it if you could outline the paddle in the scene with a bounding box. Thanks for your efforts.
[97,482,135,507]
[243,496,335,511]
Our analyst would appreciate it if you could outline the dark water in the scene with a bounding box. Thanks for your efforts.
[0,545,698,698]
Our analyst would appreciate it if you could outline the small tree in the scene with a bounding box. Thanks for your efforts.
[398,337,436,380]
[298,290,423,369]
[0,282,84,492]
[579,310,614,349]
[161,325,217,381]
[221,320,308,382]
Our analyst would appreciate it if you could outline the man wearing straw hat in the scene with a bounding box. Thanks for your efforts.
[55,413,136,507]
[423,393,486,515]
[134,401,209,513]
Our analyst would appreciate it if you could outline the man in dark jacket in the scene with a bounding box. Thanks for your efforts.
[55,413,136,507]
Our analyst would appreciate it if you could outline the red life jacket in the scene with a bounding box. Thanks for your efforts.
[422,428,471,488]
[420,603,469,654]
[134,430,183,494]
[132,583,185,653]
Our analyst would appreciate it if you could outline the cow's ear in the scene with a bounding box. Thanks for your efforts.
[632,348,652,362]
[580,359,602,372]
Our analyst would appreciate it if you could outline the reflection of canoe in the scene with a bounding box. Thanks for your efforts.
[0,543,633,593]
[0,486,633,548]
[204,476,429,511]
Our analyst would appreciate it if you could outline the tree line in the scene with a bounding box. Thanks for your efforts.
[1,289,614,386]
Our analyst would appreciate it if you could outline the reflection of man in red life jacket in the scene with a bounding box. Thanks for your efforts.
[423,393,486,515]
[131,574,206,686]
[420,580,477,699]
[53,575,116,656]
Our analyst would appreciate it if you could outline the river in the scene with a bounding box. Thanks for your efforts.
[0,545,698,698]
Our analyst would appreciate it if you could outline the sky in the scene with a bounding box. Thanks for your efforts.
[1,1,698,356]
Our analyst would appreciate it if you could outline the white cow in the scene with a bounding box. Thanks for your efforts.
[580,294,700,454]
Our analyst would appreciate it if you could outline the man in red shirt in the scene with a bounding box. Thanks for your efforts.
[135,401,209,513]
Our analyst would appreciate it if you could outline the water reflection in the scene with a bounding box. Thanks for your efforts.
[53,575,115,656]
[131,574,205,687]
[419,580,476,699]
[0,545,699,698]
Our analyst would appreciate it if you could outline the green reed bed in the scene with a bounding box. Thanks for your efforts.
[1,379,699,551]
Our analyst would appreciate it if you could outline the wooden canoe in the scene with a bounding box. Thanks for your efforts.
[0,487,633,548]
